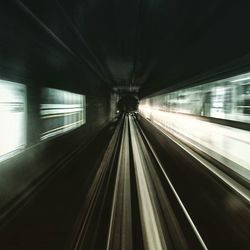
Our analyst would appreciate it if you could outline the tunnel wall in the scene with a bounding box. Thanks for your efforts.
[0,90,114,221]
[139,72,250,186]
[0,0,120,222]
[0,73,115,221]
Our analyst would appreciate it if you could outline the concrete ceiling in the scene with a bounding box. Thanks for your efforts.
[1,0,250,97]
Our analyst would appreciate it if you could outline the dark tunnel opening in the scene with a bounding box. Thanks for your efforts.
[117,94,139,113]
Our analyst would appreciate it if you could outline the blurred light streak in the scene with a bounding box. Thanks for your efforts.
[231,76,250,83]
[140,72,250,124]
[40,88,86,140]
[0,80,26,162]
[139,106,250,181]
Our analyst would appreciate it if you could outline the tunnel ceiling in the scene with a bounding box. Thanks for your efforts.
[1,0,250,97]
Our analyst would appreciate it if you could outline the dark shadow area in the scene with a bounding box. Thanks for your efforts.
[117,94,139,113]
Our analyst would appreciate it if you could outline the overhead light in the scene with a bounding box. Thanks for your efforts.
[231,76,250,82]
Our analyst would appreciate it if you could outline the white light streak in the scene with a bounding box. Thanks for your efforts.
[0,80,26,162]
[231,76,250,82]
[40,88,86,140]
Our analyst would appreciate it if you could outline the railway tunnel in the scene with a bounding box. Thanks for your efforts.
[0,1,249,250]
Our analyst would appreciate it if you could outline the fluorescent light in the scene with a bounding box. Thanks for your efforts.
[231,76,250,82]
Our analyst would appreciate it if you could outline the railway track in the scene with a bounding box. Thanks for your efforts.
[71,113,212,250]
[1,113,248,250]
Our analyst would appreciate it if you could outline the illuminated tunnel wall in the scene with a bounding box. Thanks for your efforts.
[0,81,104,162]
[0,76,115,212]
[0,76,116,158]
[139,72,250,182]
[140,72,250,123]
